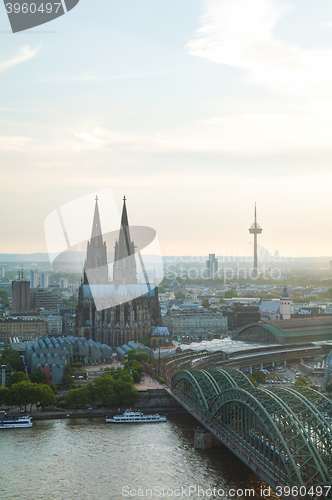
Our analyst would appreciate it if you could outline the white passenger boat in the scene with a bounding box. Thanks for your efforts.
[0,411,33,428]
[106,410,166,423]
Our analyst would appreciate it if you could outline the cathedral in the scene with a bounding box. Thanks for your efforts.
[76,196,161,347]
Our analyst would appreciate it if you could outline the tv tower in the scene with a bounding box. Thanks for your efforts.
[249,203,262,278]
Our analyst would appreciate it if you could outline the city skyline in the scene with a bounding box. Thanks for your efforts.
[1,0,332,256]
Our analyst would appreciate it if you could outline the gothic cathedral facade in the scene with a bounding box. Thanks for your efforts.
[76,197,161,347]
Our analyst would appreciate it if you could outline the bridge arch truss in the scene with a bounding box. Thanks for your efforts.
[171,368,332,495]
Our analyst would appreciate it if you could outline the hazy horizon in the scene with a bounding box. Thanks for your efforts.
[1,1,332,256]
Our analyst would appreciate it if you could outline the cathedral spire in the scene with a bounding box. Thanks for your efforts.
[113,196,137,286]
[121,196,129,228]
[83,197,108,285]
[90,196,103,240]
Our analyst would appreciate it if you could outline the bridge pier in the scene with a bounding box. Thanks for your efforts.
[194,428,225,450]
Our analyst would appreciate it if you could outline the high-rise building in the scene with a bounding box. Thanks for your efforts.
[248,203,263,278]
[60,278,69,289]
[39,273,49,288]
[30,269,39,289]
[12,280,30,311]
[206,254,218,279]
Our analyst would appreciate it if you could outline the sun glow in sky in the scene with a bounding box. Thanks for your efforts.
[1,0,332,257]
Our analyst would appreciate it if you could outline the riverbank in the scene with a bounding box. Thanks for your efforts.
[23,406,187,420]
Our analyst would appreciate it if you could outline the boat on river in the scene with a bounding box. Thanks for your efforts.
[106,410,166,423]
[0,411,33,429]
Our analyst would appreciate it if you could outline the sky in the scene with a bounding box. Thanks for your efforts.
[1,0,332,258]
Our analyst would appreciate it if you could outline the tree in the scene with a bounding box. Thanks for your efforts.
[202,299,209,308]
[127,360,144,383]
[126,349,138,361]
[140,335,151,349]
[325,384,332,395]
[0,386,9,405]
[0,290,9,307]
[29,369,46,384]
[62,373,75,389]
[247,376,258,387]
[252,371,266,384]
[7,381,34,409]
[48,381,58,395]
[136,352,149,363]
[34,384,56,410]
[294,379,306,388]
[113,377,137,405]
[297,376,307,386]
[174,293,185,300]
[0,348,24,372]
[224,290,239,299]
[7,371,29,389]
[63,295,77,307]
[65,387,90,408]
[62,369,138,409]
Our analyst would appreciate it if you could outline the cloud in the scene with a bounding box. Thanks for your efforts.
[0,136,33,151]
[75,111,332,155]
[0,45,41,73]
[187,0,332,95]
[39,72,165,83]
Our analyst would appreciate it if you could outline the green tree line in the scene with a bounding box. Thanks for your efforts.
[64,369,137,408]
[0,380,56,410]
[0,348,25,372]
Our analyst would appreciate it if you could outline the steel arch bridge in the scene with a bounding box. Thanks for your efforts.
[170,368,332,500]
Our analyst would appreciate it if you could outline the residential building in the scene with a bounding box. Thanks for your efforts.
[0,318,47,344]
[46,315,63,336]
[30,288,64,309]
[12,280,30,311]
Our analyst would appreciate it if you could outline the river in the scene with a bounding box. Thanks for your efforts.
[0,414,278,500]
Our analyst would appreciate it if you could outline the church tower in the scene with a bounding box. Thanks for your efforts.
[280,286,291,320]
[113,196,137,287]
[83,197,109,285]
